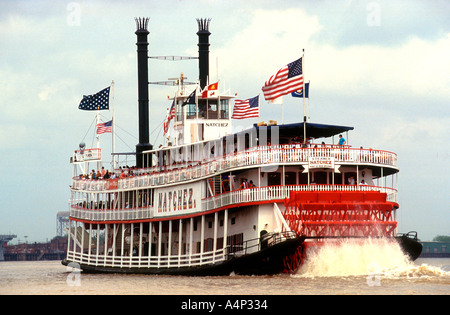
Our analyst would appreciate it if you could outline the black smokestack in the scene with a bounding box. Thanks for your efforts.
[135,17,152,168]
[196,18,211,90]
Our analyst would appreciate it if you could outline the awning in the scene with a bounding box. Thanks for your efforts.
[252,122,354,140]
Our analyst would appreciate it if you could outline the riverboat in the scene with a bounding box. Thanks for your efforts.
[62,18,421,275]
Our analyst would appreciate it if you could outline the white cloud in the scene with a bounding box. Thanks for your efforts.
[212,8,322,91]
[378,116,450,149]
[205,7,450,102]
[307,33,450,99]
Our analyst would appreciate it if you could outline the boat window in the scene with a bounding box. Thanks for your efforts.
[193,219,198,231]
[176,100,183,121]
[204,238,213,251]
[186,103,196,118]
[206,101,218,119]
[220,99,229,119]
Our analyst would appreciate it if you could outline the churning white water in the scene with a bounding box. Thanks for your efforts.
[296,238,415,278]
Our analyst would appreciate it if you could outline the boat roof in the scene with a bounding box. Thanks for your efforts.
[142,121,354,154]
[248,122,354,140]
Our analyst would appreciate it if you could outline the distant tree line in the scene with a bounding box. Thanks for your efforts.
[432,235,450,242]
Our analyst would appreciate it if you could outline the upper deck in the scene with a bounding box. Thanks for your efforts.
[71,143,397,192]
[69,142,398,223]
[72,121,397,191]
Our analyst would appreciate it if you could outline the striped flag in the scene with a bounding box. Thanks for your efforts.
[163,101,176,135]
[262,57,303,101]
[231,95,259,119]
[168,101,176,120]
[96,120,112,134]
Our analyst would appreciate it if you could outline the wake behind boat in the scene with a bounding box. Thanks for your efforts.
[62,17,421,275]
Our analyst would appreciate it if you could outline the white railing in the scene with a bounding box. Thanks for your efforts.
[70,207,153,222]
[71,145,398,192]
[66,231,297,271]
[70,184,397,222]
[66,247,227,270]
[202,184,398,212]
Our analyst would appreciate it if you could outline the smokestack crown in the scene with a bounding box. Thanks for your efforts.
[196,18,211,34]
[135,17,150,33]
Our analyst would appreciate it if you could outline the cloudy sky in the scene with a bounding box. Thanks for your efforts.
[0,0,448,243]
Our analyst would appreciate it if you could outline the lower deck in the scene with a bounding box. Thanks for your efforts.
[65,204,292,272]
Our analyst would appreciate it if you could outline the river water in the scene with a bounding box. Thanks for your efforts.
[1,240,449,296]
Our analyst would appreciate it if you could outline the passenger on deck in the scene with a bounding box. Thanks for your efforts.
[338,134,346,146]
[239,178,249,189]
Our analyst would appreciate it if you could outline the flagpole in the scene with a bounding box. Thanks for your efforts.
[164,105,169,146]
[307,80,310,121]
[111,81,116,170]
[195,82,199,142]
[96,106,101,171]
[302,49,306,144]
[218,85,221,120]
[258,93,261,120]
[206,75,209,119]
[174,92,177,146]
[195,82,199,121]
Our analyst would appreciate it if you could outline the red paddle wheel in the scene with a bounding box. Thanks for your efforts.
[282,191,398,273]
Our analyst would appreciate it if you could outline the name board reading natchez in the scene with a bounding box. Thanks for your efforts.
[155,182,202,218]
[308,156,335,169]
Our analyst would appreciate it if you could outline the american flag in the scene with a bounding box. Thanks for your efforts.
[79,86,110,110]
[96,120,112,134]
[168,101,176,120]
[163,101,176,135]
[262,57,303,101]
[231,95,260,119]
